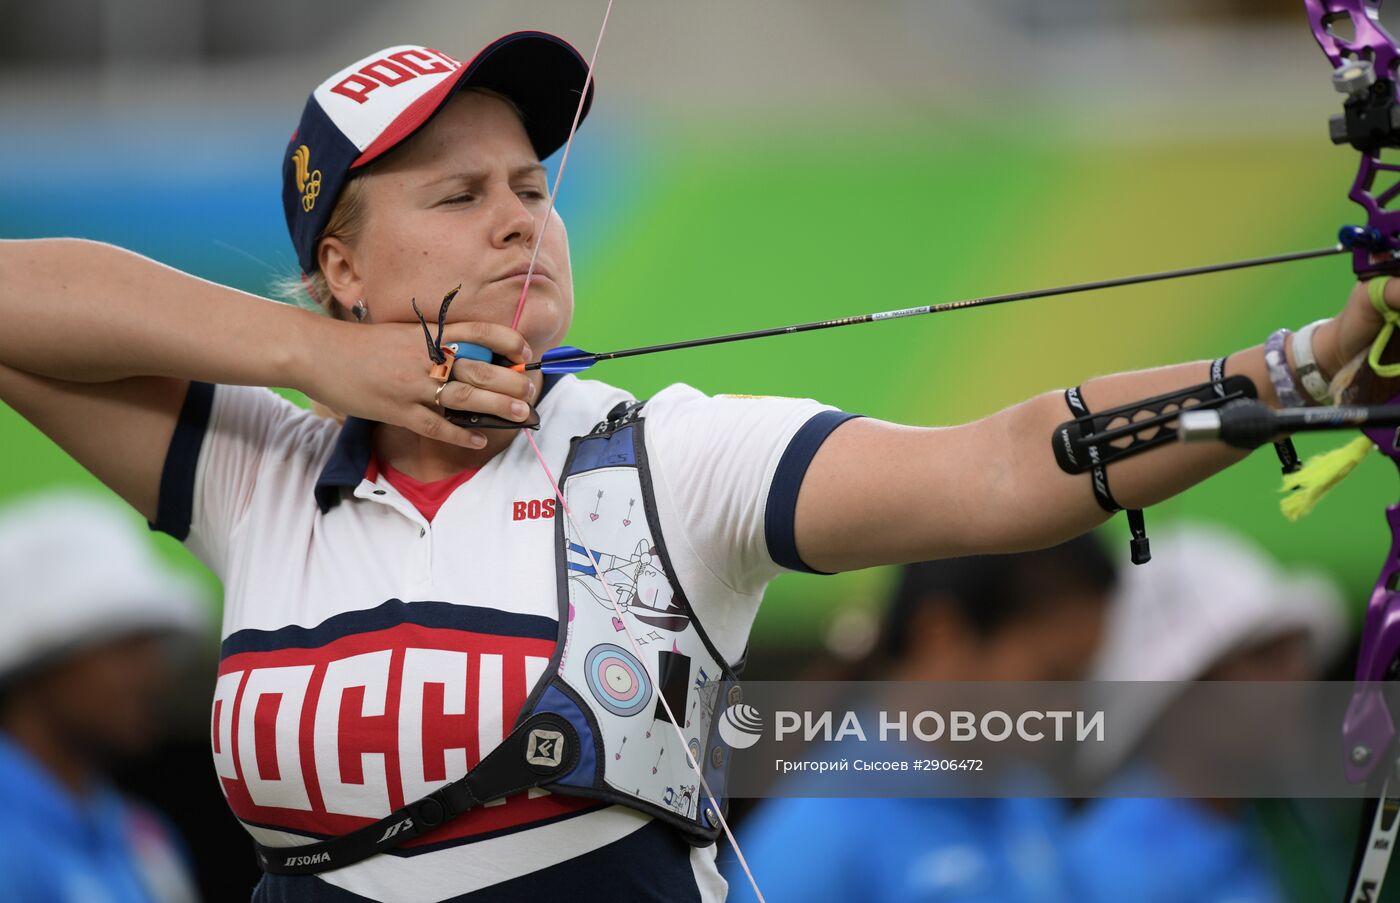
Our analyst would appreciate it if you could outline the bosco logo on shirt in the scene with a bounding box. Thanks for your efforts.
[512,498,556,521]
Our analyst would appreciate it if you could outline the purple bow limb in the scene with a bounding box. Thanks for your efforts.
[1344,416,1400,781]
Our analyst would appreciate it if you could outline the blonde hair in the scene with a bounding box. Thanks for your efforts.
[272,174,371,321]
[269,178,369,421]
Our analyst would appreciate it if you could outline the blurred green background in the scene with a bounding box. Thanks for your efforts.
[0,0,1386,657]
[0,110,1381,649]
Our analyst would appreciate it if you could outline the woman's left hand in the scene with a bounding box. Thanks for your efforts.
[1315,278,1400,404]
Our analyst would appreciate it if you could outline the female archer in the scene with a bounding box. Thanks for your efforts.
[0,30,1397,903]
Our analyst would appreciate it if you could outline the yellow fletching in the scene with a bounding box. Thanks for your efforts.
[1279,436,1375,521]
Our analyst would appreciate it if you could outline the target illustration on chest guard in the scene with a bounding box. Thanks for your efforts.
[584,643,654,717]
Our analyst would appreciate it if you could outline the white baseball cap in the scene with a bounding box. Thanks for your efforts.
[0,491,210,679]
[1083,521,1347,775]
[283,33,593,274]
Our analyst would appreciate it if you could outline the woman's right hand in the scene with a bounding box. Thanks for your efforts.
[296,315,537,448]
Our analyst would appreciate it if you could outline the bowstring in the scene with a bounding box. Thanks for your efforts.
[508,1,609,332]
[506,3,767,900]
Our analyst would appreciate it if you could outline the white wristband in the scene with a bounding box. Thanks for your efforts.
[1291,319,1333,404]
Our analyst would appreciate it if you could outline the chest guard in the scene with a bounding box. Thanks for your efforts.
[256,402,743,876]
[514,400,742,841]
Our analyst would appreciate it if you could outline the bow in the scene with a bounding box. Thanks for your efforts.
[1307,3,1400,900]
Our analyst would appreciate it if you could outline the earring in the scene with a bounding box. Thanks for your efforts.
[351,298,368,322]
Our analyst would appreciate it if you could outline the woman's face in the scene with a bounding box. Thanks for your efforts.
[327,90,574,353]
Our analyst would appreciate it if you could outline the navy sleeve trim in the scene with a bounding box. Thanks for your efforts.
[764,410,862,575]
[149,381,215,541]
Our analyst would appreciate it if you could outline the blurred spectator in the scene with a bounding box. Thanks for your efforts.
[0,491,209,903]
[722,533,1115,902]
[1066,523,1346,903]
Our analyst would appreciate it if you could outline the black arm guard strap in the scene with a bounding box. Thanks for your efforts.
[1058,384,1154,565]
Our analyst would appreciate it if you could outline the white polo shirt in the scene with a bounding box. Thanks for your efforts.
[151,373,855,903]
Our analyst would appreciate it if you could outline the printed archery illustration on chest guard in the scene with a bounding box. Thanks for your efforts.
[523,401,739,835]
[566,529,683,632]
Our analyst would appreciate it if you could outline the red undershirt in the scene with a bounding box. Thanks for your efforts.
[368,453,480,523]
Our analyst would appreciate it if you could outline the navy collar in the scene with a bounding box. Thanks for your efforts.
[313,415,375,513]
[313,373,564,513]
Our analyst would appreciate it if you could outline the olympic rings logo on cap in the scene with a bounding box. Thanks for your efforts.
[291,145,322,212]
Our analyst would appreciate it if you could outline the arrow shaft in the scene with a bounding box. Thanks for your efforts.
[530,244,1345,371]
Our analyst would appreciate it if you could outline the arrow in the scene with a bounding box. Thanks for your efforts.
[514,244,1346,374]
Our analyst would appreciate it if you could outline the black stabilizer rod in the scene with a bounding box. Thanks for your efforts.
[1179,400,1400,450]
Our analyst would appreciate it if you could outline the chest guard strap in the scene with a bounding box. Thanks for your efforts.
[254,711,580,875]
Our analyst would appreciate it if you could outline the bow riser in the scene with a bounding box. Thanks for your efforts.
[1308,1,1397,74]
[1307,1,1400,793]
[1308,1,1400,275]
